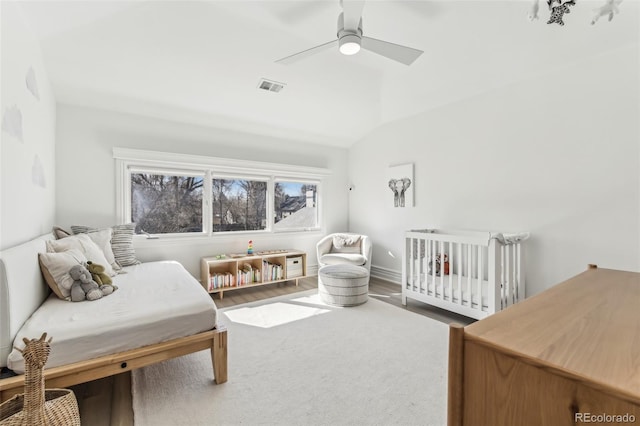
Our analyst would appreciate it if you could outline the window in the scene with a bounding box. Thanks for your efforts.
[115,148,330,237]
[131,172,204,234]
[274,181,317,230]
[212,178,267,232]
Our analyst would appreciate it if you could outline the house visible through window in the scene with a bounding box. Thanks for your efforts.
[212,178,267,232]
[274,182,317,230]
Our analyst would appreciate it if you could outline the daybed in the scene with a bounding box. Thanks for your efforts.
[0,233,227,402]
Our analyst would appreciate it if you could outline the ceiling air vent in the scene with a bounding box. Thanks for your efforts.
[258,78,285,93]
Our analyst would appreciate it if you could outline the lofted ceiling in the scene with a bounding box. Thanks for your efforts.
[16,0,640,147]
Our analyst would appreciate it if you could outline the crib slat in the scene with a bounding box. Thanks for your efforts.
[487,238,501,315]
[505,245,509,307]
[412,238,422,292]
[500,245,505,309]
[457,243,462,305]
[466,244,472,306]
[431,240,437,297]
[409,238,415,291]
[511,245,517,305]
[439,240,444,300]
[420,238,424,291]
[507,244,513,307]
[419,238,424,292]
[477,245,482,310]
[517,242,525,300]
[449,242,456,305]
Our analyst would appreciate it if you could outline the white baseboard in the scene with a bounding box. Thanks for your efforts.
[306,263,319,277]
[370,265,402,284]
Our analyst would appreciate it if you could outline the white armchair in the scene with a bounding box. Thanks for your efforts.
[316,233,372,273]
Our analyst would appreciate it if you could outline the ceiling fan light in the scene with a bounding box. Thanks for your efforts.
[339,34,361,55]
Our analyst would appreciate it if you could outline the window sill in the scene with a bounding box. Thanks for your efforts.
[132,229,325,248]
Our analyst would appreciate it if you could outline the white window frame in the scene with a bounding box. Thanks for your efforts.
[114,148,330,240]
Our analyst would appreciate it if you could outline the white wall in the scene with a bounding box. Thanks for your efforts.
[55,105,349,278]
[348,44,639,296]
[0,2,56,249]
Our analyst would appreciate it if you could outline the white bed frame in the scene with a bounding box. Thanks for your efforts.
[0,233,227,402]
[402,229,527,320]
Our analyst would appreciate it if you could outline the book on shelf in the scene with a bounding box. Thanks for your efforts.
[262,260,283,281]
[237,264,261,286]
[209,271,236,290]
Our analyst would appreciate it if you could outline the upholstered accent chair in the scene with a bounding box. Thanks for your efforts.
[316,233,372,273]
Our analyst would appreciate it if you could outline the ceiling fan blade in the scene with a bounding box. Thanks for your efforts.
[361,36,423,65]
[342,0,365,31]
[275,39,338,65]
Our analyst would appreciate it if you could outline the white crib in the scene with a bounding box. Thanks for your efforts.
[402,229,528,320]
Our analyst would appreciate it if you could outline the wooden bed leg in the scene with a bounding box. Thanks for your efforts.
[448,323,465,426]
[211,326,228,384]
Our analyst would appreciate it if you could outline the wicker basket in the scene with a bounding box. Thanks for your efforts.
[0,333,81,425]
[0,389,81,425]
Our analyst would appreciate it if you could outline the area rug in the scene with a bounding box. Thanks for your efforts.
[132,291,449,426]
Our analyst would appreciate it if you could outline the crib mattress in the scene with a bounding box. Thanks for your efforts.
[7,261,217,374]
[409,274,489,308]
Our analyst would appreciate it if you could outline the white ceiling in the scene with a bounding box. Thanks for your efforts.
[17,0,640,147]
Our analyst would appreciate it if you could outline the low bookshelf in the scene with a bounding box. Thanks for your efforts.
[200,250,307,299]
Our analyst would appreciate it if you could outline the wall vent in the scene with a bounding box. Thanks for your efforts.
[258,78,285,93]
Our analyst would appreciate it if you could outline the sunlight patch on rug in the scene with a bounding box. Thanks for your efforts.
[290,292,340,307]
[224,301,330,328]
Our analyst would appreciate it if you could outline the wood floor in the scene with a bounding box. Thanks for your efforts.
[69,275,474,425]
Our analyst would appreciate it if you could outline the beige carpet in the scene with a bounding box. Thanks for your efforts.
[132,291,449,426]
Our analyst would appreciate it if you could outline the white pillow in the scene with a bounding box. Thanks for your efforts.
[46,233,116,277]
[330,234,362,254]
[83,228,120,272]
[38,248,87,300]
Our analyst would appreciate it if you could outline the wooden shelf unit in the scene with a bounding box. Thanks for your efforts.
[200,250,307,299]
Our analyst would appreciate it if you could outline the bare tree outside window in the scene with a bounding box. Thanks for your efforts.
[212,179,267,232]
[131,173,203,234]
[274,182,317,229]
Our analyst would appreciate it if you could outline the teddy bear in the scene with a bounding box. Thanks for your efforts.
[68,264,113,302]
[86,261,118,293]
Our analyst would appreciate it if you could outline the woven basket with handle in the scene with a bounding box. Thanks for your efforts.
[0,334,81,425]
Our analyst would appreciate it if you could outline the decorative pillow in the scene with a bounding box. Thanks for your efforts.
[52,226,72,240]
[79,228,119,272]
[72,223,141,267]
[330,234,362,254]
[46,233,116,277]
[38,249,87,299]
[52,226,120,272]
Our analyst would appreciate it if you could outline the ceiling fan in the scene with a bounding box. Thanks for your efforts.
[275,0,423,66]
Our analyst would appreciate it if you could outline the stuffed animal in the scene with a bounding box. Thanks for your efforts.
[86,261,118,294]
[87,261,113,285]
[68,264,113,302]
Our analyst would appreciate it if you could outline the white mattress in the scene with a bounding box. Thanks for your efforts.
[409,273,489,308]
[8,261,217,373]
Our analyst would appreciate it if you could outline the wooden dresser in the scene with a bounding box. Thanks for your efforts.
[448,266,640,426]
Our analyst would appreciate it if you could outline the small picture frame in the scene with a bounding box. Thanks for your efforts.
[387,163,414,208]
